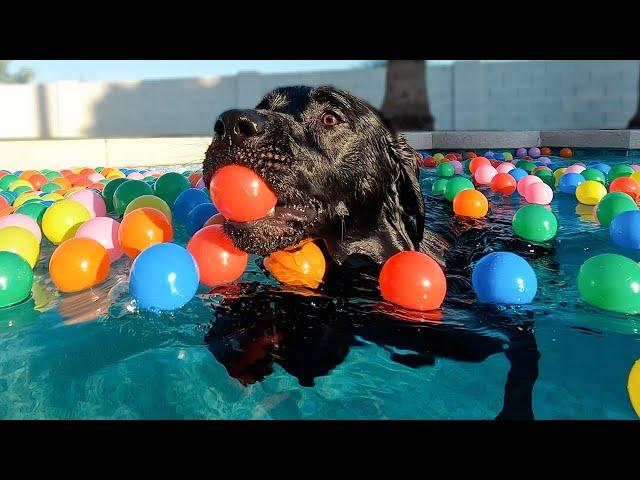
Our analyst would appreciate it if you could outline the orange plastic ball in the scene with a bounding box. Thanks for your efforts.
[78,168,95,178]
[465,152,477,159]
[89,182,105,192]
[379,251,447,311]
[490,173,517,195]
[559,148,573,158]
[540,147,552,156]
[609,176,640,199]
[60,169,73,178]
[66,173,81,184]
[210,165,277,222]
[0,207,16,218]
[19,170,39,181]
[27,173,48,190]
[52,177,72,190]
[263,240,326,289]
[469,156,491,174]
[186,225,248,287]
[118,207,173,259]
[72,178,93,188]
[49,237,110,293]
[188,172,203,187]
[453,189,489,218]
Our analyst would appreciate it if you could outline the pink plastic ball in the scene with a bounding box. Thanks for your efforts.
[517,175,543,196]
[474,165,498,185]
[88,172,105,183]
[127,172,145,180]
[449,160,463,175]
[565,164,586,174]
[195,178,206,189]
[631,165,640,172]
[496,162,515,174]
[0,213,42,243]
[68,189,107,218]
[525,182,554,205]
[75,217,123,262]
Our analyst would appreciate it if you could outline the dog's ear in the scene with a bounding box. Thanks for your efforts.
[383,130,425,248]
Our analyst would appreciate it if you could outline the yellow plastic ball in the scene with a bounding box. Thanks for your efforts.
[263,240,326,289]
[72,167,84,174]
[553,167,567,185]
[576,180,608,205]
[629,359,640,418]
[630,171,640,185]
[9,179,34,192]
[63,187,87,197]
[0,226,40,268]
[433,153,445,162]
[41,193,64,202]
[123,194,173,222]
[14,192,40,208]
[106,170,126,179]
[42,199,91,245]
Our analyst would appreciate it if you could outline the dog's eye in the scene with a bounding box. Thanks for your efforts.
[320,111,341,127]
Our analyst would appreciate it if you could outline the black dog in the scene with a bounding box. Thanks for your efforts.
[202,85,543,419]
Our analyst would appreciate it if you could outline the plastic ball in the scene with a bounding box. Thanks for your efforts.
[558,172,585,194]
[173,188,212,225]
[575,180,608,205]
[123,195,172,222]
[609,176,640,199]
[503,152,514,161]
[41,193,63,203]
[113,180,154,216]
[0,213,42,243]
[75,217,124,262]
[496,162,515,174]
[512,205,558,243]
[436,162,455,178]
[422,156,436,168]
[0,251,33,308]
[516,175,543,196]
[127,172,145,180]
[68,189,107,218]
[565,164,586,174]
[41,199,91,245]
[469,156,490,174]
[0,226,40,268]
[14,193,40,208]
[203,214,225,227]
[464,152,477,159]
[186,225,248,287]
[490,173,517,195]
[629,360,640,418]
[153,172,192,208]
[528,147,541,158]
[534,170,556,188]
[263,240,326,289]
[444,176,475,202]
[431,179,449,195]
[9,179,34,192]
[379,251,446,311]
[559,148,573,158]
[118,207,173,259]
[433,153,445,162]
[129,242,199,311]
[594,192,638,227]
[590,162,611,175]
[449,160,463,175]
[49,237,110,293]
[525,182,553,205]
[210,165,277,222]
[101,178,128,213]
[186,203,219,236]
[581,168,606,184]
[608,164,634,183]
[484,151,495,160]
[537,156,551,164]
[471,252,537,305]
[453,189,488,218]
[577,253,640,314]
[474,165,498,185]
[508,168,528,183]
[515,148,527,158]
[27,173,48,191]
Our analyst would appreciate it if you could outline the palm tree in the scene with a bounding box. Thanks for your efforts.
[628,61,640,129]
[381,60,435,131]
[0,61,34,83]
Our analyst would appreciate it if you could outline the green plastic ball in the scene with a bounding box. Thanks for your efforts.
[608,164,633,183]
[101,177,128,213]
[534,170,555,188]
[581,168,606,184]
[516,160,536,173]
[577,253,640,314]
[113,180,154,216]
[0,251,34,309]
[40,182,61,194]
[436,162,455,178]
[512,204,558,243]
[44,171,62,180]
[503,152,514,161]
[444,176,475,202]
[463,159,472,174]
[182,170,192,177]
[432,178,449,195]
[594,192,638,227]
[95,167,104,173]
[12,186,32,197]
[0,174,19,191]
[15,202,48,227]
[154,172,191,207]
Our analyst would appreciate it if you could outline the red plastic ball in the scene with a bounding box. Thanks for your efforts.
[490,173,517,195]
[27,173,48,190]
[422,156,437,168]
[609,176,640,199]
[210,165,277,222]
[379,251,447,311]
[469,156,490,174]
[186,225,248,287]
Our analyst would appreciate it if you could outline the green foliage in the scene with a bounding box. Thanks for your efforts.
[0,60,35,83]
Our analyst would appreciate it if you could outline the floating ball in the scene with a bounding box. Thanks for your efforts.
[68,189,107,218]
[9,179,33,192]
[41,199,91,245]
[469,156,490,174]
[453,189,488,218]
[537,156,551,164]
[524,182,553,205]
[565,164,586,174]
[186,203,219,236]
[0,226,40,268]
[581,168,606,184]
[516,160,536,173]
[508,168,528,183]
[465,152,477,159]
[558,172,585,195]
[608,164,634,183]
[629,360,640,418]
[0,174,18,191]
[41,193,63,203]
[263,240,326,289]
[559,148,573,158]
[49,237,110,293]
[27,174,48,191]
[577,253,640,314]
[379,251,446,311]
[0,251,33,309]
[153,172,192,208]
[503,152,513,161]
[594,192,638,227]
[75,217,123,262]
[471,252,537,305]
[101,177,127,213]
[515,148,527,158]
[609,176,640,199]
[534,170,555,188]
[490,173,517,195]
[512,204,558,243]
[422,156,436,168]
[203,214,225,227]
[431,179,449,195]
[516,175,542,196]
[118,207,173,259]
[436,162,455,178]
[496,162,515,174]
[129,242,199,311]
[528,147,541,158]
[590,162,611,175]
[433,153,445,162]
[113,180,154,216]
[173,188,212,225]
[474,165,498,185]
[449,160,463,175]
[210,165,277,222]
[575,180,608,205]
[609,210,640,250]
[186,225,248,287]
[444,176,475,202]
[0,213,42,243]
[0,196,8,211]
[123,195,172,222]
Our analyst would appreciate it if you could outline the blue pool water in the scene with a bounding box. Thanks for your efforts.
[1,149,639,419]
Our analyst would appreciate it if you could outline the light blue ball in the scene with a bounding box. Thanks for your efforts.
[590,162,611,175]
[129,243,200,311]
[610,210,640,250]
[509,168,528,183]
[172,188,211,225]
[558,172,585,194]
[472,252,538,305]
[484,151,495,159]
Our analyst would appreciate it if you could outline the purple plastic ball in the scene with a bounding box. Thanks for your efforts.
[516,148,527,158]
[528,147,541,158]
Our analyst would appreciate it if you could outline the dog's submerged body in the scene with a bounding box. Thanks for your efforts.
[202,85,544,419]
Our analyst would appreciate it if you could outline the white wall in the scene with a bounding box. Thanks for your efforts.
[0,60,638,139]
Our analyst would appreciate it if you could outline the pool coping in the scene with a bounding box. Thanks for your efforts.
[1,130,640,170]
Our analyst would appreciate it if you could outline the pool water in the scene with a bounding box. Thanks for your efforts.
[1,150,639,420]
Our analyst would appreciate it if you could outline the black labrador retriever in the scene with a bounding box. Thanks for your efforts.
[202,85,543,419]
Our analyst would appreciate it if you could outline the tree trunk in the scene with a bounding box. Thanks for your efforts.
[381,60,435,132]
[629,61,640,129]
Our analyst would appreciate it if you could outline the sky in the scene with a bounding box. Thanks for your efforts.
[7,60,456,83]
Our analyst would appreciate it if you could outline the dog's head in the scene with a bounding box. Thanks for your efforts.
[203,85,426,266]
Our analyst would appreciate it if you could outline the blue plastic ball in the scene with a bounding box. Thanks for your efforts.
[472,252,538,305]
[609,210,640,249]
[590,162,611,175]
[172,188,211,225]
[494,152,505,161]
[558,172,585,194]
[129,243,200,311]
[509,168,528,183]
[0,190,15,205]
[186,203,219,236]
[484,151,495,159]
[14,170,23,176]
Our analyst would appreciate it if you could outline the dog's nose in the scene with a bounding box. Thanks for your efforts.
[214,109,266,145]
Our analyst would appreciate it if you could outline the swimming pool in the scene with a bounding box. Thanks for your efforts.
[0,149,638,420]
